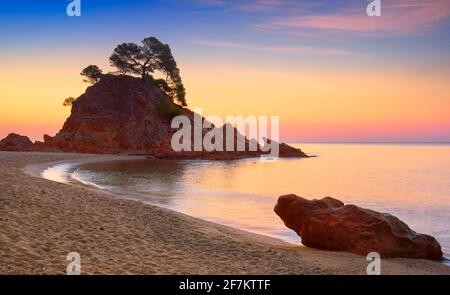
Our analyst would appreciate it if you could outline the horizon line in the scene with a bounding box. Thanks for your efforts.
[287,141,450,145]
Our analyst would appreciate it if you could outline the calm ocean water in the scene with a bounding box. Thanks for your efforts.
[43,144,450,258]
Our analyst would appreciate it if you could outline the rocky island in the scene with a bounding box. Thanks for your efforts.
[0,36,308,159]
[1,76,307,160]
[26,75,307,159]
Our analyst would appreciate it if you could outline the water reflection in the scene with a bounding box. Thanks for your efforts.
[41,163,77,184]
[43,144,450,257]
[76,159,188,206]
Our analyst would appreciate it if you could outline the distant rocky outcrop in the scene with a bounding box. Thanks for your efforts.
[263,138,309,158]
[274,194,443,260]
[5,74,308,159]
[0,133,33,151]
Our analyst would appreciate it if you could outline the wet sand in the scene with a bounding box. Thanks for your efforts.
[0,151,449,274]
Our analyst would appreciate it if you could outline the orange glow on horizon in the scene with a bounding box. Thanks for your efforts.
[1,54,449,142]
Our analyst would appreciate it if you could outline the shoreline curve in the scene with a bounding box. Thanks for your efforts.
[1,151,448,274]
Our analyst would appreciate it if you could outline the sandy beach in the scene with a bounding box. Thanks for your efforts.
[0,151,449,275]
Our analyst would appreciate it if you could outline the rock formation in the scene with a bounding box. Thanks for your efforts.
[274,194,443,260]
[0,133,33,151]
[1,75,309,159]
[262,138,309,158]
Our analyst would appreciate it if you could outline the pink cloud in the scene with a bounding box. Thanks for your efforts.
[196,0,318,13]
[234,0,281,12]
[265,0,450,35]
[194,39,369,57]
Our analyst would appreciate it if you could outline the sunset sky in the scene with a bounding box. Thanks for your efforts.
[1,0,449,142]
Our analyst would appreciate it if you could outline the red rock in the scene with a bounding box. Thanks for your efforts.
[262,138,309,158]
[274,194,443,260]
[34,74,308,159]
[0,133,33,151]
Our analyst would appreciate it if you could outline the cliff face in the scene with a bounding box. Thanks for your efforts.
[36,75,173,154]
[8,74,308,159]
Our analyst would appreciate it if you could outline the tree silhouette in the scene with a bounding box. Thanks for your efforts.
[63,97,76,107]
[81,65,103,84]
[110,37,187,106]
[158,44,187,106]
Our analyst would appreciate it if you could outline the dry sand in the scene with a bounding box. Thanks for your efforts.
[0,151,449,275]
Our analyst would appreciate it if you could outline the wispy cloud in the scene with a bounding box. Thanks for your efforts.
[263,0,450,36]
[195,0,319,13]
[233,0,282,12]
[193,39,370,57]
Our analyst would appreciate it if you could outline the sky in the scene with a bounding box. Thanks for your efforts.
[0,0,449,142]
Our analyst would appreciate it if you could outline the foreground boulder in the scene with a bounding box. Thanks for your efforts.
[274,194,443,260]
[0,133,33,151]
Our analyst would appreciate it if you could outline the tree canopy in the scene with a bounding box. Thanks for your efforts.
[80,65,103,84]
[63,97,76,107]
[109,37,187,106]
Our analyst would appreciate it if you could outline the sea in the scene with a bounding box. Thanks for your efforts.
[42,143,450,259]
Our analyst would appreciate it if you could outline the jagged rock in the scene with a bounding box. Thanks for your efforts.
[0,133,33,151]
[274,194,443,260]
[34,74,308,159]
[262,138,309,158]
